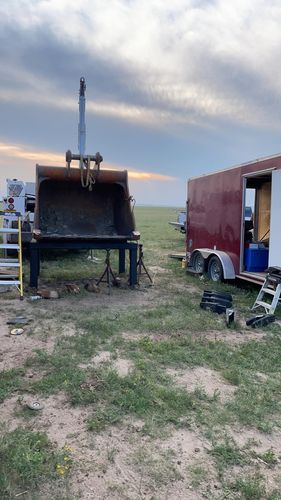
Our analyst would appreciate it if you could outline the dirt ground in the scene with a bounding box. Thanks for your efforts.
[1,263,281,499]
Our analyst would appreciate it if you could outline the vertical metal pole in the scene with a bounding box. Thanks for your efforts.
[119,248,126,274]
[18,216,24,299]
[30,243,39,288]
[78,77,86,169]
[129,244,138,287]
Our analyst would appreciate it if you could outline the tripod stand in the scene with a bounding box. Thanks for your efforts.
[96,249,117,294]
[137,244,153,284]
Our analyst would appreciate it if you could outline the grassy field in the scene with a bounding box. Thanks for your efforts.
[0,206,281,499]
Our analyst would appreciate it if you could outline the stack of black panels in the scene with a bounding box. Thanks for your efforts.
[200,290,232,315]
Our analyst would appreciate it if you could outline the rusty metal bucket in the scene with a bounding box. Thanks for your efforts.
[34,166,138,241]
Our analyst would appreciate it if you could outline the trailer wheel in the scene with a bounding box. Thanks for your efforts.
[192,252,205,274]
[208,256,224,282]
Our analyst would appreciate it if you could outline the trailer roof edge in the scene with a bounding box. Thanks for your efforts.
[188,151,281,181]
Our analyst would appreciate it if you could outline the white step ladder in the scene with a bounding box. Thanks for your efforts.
[252,267,281,315]
[0,211,23,299]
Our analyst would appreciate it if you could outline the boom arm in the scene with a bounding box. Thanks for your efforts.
[78,77,86,168]
[65,76,103,187]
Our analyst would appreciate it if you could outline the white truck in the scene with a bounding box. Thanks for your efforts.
[2,179,35,244]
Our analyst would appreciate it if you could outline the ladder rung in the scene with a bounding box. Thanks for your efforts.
[262,287,276,296]
[0,258,19,262]
[0,280,21,285]
[0,213,23,297]
[0,244,19,249]
[0,274,19,279]
[267,276,281,284]
[0,262,20,267]
[256,300,272,309]
[0,228,19,234]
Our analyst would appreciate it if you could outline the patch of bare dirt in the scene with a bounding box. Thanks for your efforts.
[195,328,266,345]
[113,358,133,377]
[121,328,266,345]
[68,425,217,500]
[167,366,236,402]
[0,393,90,448]
[0,315,56,371]
[93,351,111,365]
[0,392,216,499]
[148,265,169,274]
[224,462,281,498]
[79,351,133,377]
[224,426,281,494]
[231,427,281,456]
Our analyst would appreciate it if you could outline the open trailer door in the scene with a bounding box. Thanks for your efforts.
[269,169,281,267]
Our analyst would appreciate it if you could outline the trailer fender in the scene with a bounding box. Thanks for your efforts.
[190,249,236,279]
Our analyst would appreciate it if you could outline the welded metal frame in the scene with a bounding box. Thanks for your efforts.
[29,240,138,288]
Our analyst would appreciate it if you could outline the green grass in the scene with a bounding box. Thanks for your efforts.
[226,474,266,500]
[131,446,182,488]
[0,428,71,498]
[2,206,281,497]
[79,363,198,433]
[189,464,208,488]
[210,436,250,477]
[22,306,281,435]
[0,368,25,402]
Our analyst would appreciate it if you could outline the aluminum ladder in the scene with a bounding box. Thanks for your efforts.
[0,211,23,299]
[252,267,281,315]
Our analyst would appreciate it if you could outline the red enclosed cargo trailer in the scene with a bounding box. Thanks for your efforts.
[186,153,281,284]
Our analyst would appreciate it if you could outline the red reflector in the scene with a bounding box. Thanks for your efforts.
[8,197,14,203]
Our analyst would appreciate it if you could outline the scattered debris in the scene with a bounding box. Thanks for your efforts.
[7,317,31,326]
[113,277,121,287]
[10,328,24,336]
[246,314,276,328]
[87,254,102,262]
[84,281,100,293]
[79,378,104,391]
[29,295,42,301]
[225,308,235,327]
[26,401,44,411]
[37,289,60,299]
[200,290,233,315]
[65,283,80,294]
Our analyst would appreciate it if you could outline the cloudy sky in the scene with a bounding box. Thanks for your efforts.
[1,0,281,205]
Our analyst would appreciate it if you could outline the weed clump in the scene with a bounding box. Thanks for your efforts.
[0,428,70,498]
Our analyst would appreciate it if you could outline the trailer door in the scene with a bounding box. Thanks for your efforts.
[269,169,281,267]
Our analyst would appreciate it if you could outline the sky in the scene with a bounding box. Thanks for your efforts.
[1,0,281,205]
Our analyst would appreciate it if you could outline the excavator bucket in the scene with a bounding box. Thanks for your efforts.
[34,166,138,241]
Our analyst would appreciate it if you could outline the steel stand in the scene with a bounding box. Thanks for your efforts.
[29,240,138,289]
[96,250,117,294]
[137,244,153,283]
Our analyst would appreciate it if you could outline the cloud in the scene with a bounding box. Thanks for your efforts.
[0,140,176,182]
[1,0,281,130]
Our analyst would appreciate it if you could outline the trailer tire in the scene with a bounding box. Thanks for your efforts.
[207,256,224,282]
[193,252,205,274]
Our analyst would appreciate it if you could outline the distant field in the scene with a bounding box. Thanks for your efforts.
[0,206,281,500]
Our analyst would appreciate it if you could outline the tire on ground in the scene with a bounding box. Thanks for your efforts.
[207,255,224,282]
[192,251,205,274]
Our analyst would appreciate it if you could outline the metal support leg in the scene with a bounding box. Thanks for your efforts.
[129,244,138,287]
[119,248,126,274]
[136,244,153,284]
[30,244,39,288]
